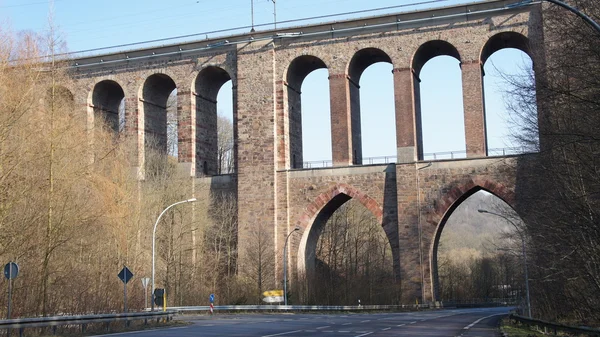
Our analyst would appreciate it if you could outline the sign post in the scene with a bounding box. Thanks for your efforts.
[4,262,19,319]
[117,266,134,313]
[141,277,150,310]
[209,293,214,314]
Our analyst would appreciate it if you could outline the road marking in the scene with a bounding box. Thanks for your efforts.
[342,322,352,325]
[354,332,374,337]
[88,326,188,336]
[201,324,214,326]
[316,326,330,329]
[397,324,406,327]
[339,331,350,333]
[360,320,371,323]
[381,327,391,331]
[463,313,506,330]
[261,330,302,337]
[410,321,417,324]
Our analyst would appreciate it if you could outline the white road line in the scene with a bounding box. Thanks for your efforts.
[410,321,417,324]
[316,326,330,329]
[88,326,188,336]
[397,324,406,327]
[354,332,374,337]
[381,327,391,331]
[463,313,506,330]
[342,323,352,325]
[360,320,371,323]
[339,331,350,333]
[262,330,302,337]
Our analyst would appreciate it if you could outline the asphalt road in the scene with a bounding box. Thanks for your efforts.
[92,307,510,337]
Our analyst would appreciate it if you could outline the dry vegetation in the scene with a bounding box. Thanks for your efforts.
[502,0,600,325]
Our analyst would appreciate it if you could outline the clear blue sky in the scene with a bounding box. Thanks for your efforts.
[0,0,532,162]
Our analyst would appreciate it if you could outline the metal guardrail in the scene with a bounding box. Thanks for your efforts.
[302,147,531,168]
[510,314,600,336]
[0,311,174,336]
[168,304,432,312]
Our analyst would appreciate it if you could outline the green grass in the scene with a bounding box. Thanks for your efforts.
[501,318,546,337]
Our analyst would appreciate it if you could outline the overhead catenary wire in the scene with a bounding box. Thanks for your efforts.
[44,0,451,59]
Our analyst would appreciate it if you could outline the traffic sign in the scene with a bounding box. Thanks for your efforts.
[262,296,284,303]
[262,290,283,297]
[118,266,133,284]
[141,277,150,289]
[209,293,215,303]
[4,262,18,280]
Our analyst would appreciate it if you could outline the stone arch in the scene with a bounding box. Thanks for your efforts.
[90,79,125,133]
[194,66,234,176]
[346,48,394,165]
[285,55,328,168]
[412,40,461,77]
[427,179,516,301]
[296,183,385,275]
[140,73,177,160]
[480,31,531,66]
[411,40,462,160]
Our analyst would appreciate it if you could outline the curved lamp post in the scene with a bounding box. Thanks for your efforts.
[151,198,197,311]
[478,209,531,318]
[283,226,300,306]
[515,0,600,34]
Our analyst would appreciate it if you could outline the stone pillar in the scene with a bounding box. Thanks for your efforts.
[393,68,417,163]
[125,96,144,179]
[461,61,487,157]
[236,42,278,279]
[178,89,195,177]
[329,74,354,166]
[395,165,423,303]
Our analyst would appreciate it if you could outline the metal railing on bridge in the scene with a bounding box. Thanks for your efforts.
[302,147,532,169]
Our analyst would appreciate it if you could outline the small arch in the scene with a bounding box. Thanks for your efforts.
[194,66,233,176]
[480,32,531,66]
[412,40,461,77]
[91,80,125,133]
[412,40,463,160]
[345,48,394,165]
[347,48,393,84]
[141,73,177,156]
[285,55,329,168]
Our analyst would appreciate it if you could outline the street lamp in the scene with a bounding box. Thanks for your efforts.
[478,209,532,318]
[283,226,300,306]
[151,198,197,311]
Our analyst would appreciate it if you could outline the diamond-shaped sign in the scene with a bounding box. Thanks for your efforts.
[118,266,134,284]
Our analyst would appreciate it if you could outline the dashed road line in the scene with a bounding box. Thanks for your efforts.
[261,330,302,337]
[316,326,331,329]
[354,332,374,337]
[381,327,391,331]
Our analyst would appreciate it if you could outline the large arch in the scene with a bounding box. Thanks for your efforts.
[428,181,516,301]
[411,40,463,160]
[194,66,233,175]
[347,48,393,165]
[91,80,125,133]
[285,55,328,168]
[295,183,399,280]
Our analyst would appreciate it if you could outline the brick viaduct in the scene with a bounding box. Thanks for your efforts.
[60,0,546,302]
